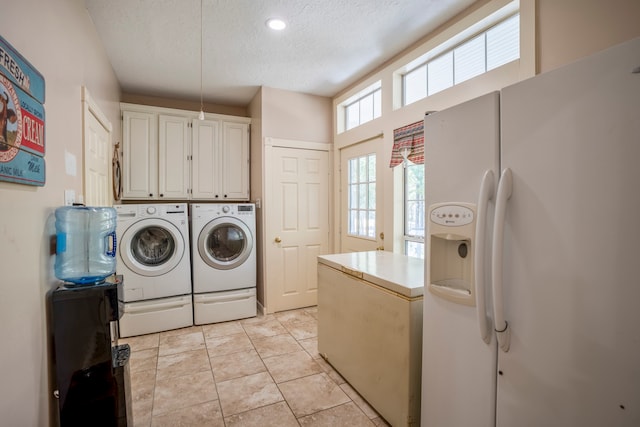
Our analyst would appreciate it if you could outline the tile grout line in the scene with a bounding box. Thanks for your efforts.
[131,308,384,426]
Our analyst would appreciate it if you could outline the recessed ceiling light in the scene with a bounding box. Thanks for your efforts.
[266,18,287,31]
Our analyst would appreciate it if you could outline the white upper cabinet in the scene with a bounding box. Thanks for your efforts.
[191,118,221,200]
[158,114,190,199]
[122,110,157,199]
[221,121,250,200]
[120,103,250,201]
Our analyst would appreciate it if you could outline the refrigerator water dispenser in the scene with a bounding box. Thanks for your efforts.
[427,202,476,305]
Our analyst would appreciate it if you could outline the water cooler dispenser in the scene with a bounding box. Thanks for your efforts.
[427,202,476,305]
[49,276,132,427]
[50,206,131,426]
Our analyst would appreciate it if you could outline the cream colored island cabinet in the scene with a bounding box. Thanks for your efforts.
[317,251,424,427]
[121,103,250,201]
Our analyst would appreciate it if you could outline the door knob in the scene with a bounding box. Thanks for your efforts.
[274,237,282,243]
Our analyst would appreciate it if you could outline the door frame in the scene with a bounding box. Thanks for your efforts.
[335,133,385,253]
[82,86,113,206]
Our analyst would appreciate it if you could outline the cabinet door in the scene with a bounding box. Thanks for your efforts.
[158,115,190,199]
[122,111,157,199]
[221,121,249,200]
[191,119,222,199]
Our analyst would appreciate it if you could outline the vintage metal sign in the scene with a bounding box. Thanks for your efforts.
[0,73,45,157]
[0,148,45,186]
[0,36,45,186]
[0,35,45,104]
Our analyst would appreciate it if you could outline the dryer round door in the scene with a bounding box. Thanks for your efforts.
[120,218,186,277]
[198,217,254,270]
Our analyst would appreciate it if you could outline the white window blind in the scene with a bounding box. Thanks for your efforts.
[487,14,519,70]
[403,12,520,105]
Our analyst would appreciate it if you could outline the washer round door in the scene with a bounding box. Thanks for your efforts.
[198,217,253,270]
[120,218,185,277]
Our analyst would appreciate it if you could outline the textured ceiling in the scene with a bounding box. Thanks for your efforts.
[85,0,477,106]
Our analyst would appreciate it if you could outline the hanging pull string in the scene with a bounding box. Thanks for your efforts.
[199,0,205,120]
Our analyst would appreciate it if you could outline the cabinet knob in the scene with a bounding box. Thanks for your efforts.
[274,237,282,243]
[224,194,228,198]
[215,195,219,198]
[160,193,164,197]
[149,193,153,197]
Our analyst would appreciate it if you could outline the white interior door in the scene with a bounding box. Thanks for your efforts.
[82,87,112,206]
[339,139,383,252]
[265,140,330,313]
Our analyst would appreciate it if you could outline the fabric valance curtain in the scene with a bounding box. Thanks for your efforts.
[389,120,424,167]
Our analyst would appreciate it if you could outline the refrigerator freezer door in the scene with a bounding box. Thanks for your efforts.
[422,92,500,427]
[497,37,640,426]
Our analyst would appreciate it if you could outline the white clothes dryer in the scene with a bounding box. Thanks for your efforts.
[115,203,192,337]
[191,203,257,325]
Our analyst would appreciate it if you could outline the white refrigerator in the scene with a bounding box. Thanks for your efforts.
[421,37,640,427]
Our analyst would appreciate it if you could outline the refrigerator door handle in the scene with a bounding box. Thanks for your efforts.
[492,168,513,352]
[475,169,494,344]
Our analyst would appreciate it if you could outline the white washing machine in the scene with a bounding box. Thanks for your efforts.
[115,203,193,337]
[191,203,257,325]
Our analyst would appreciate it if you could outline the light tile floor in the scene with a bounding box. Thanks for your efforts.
[121,306,391,427]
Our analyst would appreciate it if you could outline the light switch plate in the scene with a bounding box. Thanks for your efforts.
[64,189,75,206]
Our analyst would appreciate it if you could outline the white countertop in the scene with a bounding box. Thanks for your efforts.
[318,251,424,298]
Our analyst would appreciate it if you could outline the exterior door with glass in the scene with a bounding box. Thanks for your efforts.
[340,140,383,252]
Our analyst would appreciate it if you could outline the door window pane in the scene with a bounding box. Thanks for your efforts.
[347,153,376,239]
[368,154,376,181]
[368,183,376,210]
[367,211,376,238]
[358,183,368,208]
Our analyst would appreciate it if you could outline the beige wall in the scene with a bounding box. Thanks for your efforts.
[0,0,121,425]
[261,87,333,143]
[248,87,332,311]
[538,0,640,73]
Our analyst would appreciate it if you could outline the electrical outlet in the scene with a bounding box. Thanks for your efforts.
[64,190,75,206]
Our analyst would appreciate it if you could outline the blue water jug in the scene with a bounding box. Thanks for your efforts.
[54,206,117,285]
